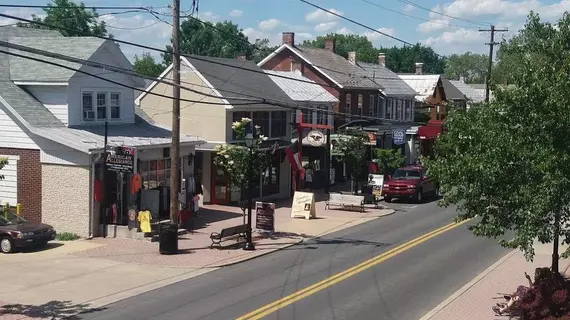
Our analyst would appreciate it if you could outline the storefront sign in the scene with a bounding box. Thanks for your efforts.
[392,130,406,145]
[306,130,325,147]
[255,202,275,233]
[291,191,316,220]
[367,174,384,200]
[105,146,135,172]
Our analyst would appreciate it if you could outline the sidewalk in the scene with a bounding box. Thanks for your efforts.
[0,200,393,319]
[420,241,570,320]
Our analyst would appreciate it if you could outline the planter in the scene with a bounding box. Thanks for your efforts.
[159,223,178,255]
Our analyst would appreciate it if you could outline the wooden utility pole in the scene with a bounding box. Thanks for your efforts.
[479,25,508,103]
[169,0,181,222]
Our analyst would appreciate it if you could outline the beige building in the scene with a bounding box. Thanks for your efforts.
[136,56,298,204]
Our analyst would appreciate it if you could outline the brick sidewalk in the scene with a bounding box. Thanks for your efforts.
[420,243,570,320]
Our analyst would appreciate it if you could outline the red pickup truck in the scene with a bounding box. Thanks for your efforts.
[382,165,438,203]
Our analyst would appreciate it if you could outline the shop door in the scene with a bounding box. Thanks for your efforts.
[211,163,230,204]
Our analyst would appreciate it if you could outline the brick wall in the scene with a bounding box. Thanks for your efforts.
[0,148,41,223]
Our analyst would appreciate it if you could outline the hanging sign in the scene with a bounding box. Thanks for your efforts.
[306,130,325,147]
[392,130,406,145]
[105,146,135,172]
[255,202,275,233]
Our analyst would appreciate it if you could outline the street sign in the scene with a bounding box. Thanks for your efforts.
[392,130,405,145]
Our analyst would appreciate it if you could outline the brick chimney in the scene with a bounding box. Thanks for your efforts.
[282,32,295,46]
[378,53,386,67]
[325,38,336,52]
[415,62,424,75]
[348,51,356,65]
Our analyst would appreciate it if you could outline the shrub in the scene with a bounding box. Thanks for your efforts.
[56,232,79,241]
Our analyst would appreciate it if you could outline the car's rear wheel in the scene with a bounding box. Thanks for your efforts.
[1,236,14,253]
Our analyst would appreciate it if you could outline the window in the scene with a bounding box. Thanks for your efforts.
[377,95,384,119]
[82,92,94,121]
[395,100,402,121]
[369,94,375,118]
[110,92,121,119]
[82,90,122,122]
[385,98,392,119]
[262,155,280,196]
[357,94,363,116]
[316,106,327,125]
[140,159,170,189]
[291,61,302,72]
[344,93,352,121]
[271,111,287,137]
[405,100,413,121]
[302,109,313,124]
[253,111,270,137]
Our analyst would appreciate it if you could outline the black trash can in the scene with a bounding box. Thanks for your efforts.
[159,223,179,255]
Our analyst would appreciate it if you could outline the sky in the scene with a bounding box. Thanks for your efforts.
[0,0,569,62]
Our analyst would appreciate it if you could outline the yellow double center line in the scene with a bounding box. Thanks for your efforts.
[236,219,471,320]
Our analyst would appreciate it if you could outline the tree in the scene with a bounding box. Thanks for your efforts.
[16,0,109,37]
[374,149,404,175]
[444,52,488,83]
[302,33,379,63]
[424,12,570,274]
[213,118,270,201]
[163,19,253,66]
[250,38,279,64]
[336,129,368,193]
[133,52,166,77]
[379,44,446,74]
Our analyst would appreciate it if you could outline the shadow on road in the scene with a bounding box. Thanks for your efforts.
[1,300,105,319]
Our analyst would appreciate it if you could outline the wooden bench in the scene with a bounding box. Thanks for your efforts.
[325,193,365,212]
[210,224,248,247]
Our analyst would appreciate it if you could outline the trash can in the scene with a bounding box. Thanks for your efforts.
[159,223,178,255]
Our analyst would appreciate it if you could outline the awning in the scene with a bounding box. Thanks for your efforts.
[418,124,443,140]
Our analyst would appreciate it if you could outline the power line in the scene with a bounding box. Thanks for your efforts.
[479,25,508,102]
[394,0,492,26]
[359,0,478,30]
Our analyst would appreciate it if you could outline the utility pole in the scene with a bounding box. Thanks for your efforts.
[169,0,181,223]
[479,25,508,103]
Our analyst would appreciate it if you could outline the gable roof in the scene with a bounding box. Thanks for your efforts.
[449,80,485,103]
[398,74,441,102]
[8,36,106,82]
[259,44,380,90]
[263,70,338,103]
[356,62,416,98]
[441,78,466,101]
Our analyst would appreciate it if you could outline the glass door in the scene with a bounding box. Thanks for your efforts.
[211,162,230,204]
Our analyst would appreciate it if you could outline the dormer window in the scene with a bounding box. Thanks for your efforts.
[82,90,122,122]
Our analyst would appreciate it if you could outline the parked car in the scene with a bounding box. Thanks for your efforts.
[382,165,438,203]
[0,211,56,253]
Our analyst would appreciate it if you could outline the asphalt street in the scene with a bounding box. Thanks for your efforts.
[82,199,511,320]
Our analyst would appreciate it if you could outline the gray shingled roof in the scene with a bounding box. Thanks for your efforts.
[8,36,105,82]
[356,62,416,97]
[449,80,485,103]
[442,78,466,101]
[289,46,380,89]
[186,55,296,107]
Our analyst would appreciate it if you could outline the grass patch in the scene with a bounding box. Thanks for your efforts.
[56,232,80,241]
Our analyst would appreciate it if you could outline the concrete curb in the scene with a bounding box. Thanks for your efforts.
[418,249,518,320]
[213,208,396,268]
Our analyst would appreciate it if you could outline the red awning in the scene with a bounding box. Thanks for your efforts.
[418,124,442,140]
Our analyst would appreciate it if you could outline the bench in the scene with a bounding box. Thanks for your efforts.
[210,224,248,247]
[325,193,365,212]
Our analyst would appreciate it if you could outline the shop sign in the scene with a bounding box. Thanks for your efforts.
[291,191,316,220]
[306,130,325,147]
[255,202,275,233]
[105,146,135,172]
[392,130,406,145]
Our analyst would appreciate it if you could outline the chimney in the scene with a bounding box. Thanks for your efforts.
[378,53,386,67]
[415,62,424,75]
[282,32,295,46]
[459,75,465,83]
[348,51,356,65]
[325,38,336,52]
[236,54,247,61]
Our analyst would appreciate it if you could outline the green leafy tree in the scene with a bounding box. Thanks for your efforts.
[424,12,570,273]
[16,0,109,37]
[375,149,404,175]
[302,33,379,63]
[444,52,488,83]
[251,38,279,64]
[336,129,368,193]
[213,118,270,200]
[163,19,253,65]
[133,52,166,77]
[492,37,526,86]
[379,44,446,74]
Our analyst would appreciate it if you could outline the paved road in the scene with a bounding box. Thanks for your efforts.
[82,199,510,320]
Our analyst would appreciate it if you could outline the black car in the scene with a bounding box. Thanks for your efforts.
[0,211,56,253]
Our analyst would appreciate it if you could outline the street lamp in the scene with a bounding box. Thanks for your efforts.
[243,132,255,251]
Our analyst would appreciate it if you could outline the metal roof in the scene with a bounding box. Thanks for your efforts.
[356,62,416,98]
[398,74,441,102]
[8,36,106,82]
[449,80,485,103]
[264,70,338,103]
[289,46,380,89]
[442,78,466,101]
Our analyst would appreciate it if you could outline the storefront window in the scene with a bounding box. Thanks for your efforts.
[253,111,270,137]
[405,100,413,121]
[395,100,402,121]
[262,155,280,196]
[385,98,392,119]
[302,109,313,124]
[377,95,384,119]
[316,106,327,125]
[271,111,287,137]
[140,159,170,189]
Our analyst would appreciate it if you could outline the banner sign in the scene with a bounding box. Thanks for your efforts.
[392,130,406,145]
[105,146,135,172]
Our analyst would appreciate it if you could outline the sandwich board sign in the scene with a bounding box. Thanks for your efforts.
[291,191,316,220]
